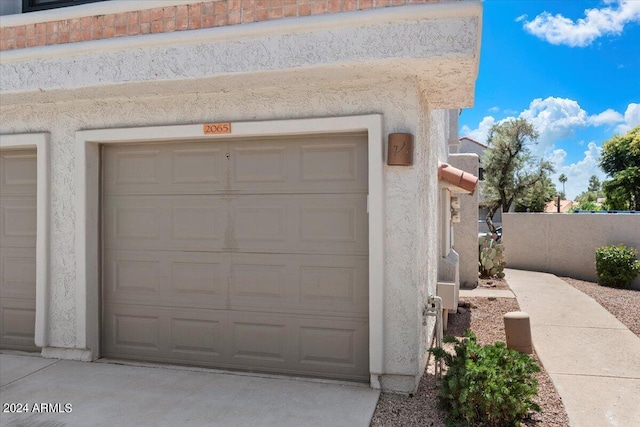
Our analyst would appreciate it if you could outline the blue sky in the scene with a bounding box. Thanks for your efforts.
[460,0,640,199]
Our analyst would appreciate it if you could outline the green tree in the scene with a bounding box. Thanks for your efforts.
[588,175,601,192]
[602,186,629,210]
[600,126,640,210]
[574,175,604,207]
[575,190,598,204]
[559,173,568,195]
[572,200,603,212]
[482,118,554,231]
[515,174,557,212]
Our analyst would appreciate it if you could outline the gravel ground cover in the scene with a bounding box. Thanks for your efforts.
[562,277,640,337]
[371,297,570,426]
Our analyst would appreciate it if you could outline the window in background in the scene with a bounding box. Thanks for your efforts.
[23,0,105,13]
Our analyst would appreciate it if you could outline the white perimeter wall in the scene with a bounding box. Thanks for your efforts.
[503,213,640,289]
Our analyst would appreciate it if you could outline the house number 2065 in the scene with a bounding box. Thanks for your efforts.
[203,123,231,134]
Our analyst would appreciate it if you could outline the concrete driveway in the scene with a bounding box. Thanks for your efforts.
[0,353,379,427]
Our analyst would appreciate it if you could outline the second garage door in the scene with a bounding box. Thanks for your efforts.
[102,134,369,381]
[0,148,38,352]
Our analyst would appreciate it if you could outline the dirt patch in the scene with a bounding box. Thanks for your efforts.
[477,276,510,290]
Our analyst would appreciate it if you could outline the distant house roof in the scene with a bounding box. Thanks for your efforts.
[459,136,488,148]
[544,199,574,213]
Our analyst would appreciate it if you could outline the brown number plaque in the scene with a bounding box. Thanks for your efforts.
[203,123,231,134]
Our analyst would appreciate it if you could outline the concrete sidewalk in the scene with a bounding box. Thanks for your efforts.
[506,269,640,427]
[0,353,379,427]
[459,287,515,298]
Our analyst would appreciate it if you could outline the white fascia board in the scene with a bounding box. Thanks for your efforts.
[0,1,196,28]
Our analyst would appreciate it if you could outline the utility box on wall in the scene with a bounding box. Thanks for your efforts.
[437,281,458,312]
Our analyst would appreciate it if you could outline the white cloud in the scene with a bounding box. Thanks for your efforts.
[488,106,500,113]
[549,148,567,169]
[554,142,606,200]
[515,14,527,23]
[460,99,640,199]
[461,98,639,157]
[588,108,624,126]
[519,97,589,156]
[523,0,640,47]
[615,103,640,134]
[460,115,496,144]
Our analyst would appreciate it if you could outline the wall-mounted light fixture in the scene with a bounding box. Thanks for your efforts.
[387,133,413,166]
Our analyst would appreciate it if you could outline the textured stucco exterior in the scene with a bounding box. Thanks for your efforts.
[0,3,481,109]
[503,213,640,289]
[1,3,482,393]
[449,153,479,288]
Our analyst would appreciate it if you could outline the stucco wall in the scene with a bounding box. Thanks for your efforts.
[449,153,479,288]
[0,3,481,393]
[415,105,450,389]
[503,213,640,289]
[0,77,441,390]
[0,12,480,109]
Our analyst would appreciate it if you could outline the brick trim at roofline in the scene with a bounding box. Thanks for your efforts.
[0,0,446,52]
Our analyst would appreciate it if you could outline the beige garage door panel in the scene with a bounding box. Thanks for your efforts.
[104,251,368,316]
[0,198,37,249]
[0,300,37,350]
[0,149,38,352]
[104,250,229,310]
[103,143,227,196]
[104,194,366,254]
[105,304,229,364]
[103,305,368,380]
[103,196,226,252]
[228,254,368,316]
[103,135,369,381]
[1,247,37,300]
[231,194,367,254]
[0,150,37,196]
[104,136,368,196]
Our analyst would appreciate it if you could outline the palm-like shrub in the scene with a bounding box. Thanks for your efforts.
[429,331,541,426]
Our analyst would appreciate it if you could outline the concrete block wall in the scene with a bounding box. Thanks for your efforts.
[503,213,640,289]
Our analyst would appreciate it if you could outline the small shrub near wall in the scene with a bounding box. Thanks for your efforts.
[595,244,640,288]
[429,331,541,426]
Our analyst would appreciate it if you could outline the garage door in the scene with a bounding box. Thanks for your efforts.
[0,149,38,352]
[102,134,369,381]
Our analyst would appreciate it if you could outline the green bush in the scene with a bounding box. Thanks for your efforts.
[429,331,541,427]
[595,244,640,288]
[479,235,506,279]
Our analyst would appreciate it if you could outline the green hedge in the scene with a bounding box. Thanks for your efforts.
[595,244,640,288]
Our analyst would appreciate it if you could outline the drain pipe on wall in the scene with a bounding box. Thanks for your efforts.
[424,295,444,378]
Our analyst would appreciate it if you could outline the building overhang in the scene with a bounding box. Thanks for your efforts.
[0,2,482,107]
